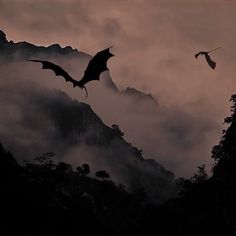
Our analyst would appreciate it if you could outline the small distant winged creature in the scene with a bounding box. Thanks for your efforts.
[28,47,114,98]
[195,47,220,69]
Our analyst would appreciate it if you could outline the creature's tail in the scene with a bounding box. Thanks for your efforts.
[82,86,88,99]
[75,82,88,99]
[208,47,221,54]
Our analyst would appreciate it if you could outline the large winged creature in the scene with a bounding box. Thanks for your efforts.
[195,47,220,69]
[28,47,114,98]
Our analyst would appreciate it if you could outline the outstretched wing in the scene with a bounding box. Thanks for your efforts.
[195,52,201,59]
[28,60,79,86]
[78,47,114,86]
[204,54,216,69]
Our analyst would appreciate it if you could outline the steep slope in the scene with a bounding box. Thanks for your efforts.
[0,65,175,203]
[0,107,234,236]
[0,84,175,202]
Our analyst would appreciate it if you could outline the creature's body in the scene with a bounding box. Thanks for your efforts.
[28,47,114,98]
[195,47,220,69]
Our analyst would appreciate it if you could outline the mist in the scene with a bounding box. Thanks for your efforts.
[1,1,235,176]
[0,59,177,201]
[0,50,222,178]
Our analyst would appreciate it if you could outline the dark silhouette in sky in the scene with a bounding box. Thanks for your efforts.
[195,47,220,69]
[28,47,114,98]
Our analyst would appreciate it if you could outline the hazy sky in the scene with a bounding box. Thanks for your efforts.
[1,0,236,100]
[1,0,236,176]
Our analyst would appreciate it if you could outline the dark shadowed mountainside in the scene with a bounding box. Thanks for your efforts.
[1,96,236,236]
[0,143,145,235]
[0,82,175,203]
[0,29,176,202]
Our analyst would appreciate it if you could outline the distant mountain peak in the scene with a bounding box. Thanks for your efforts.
[123,87,158,105]
[0,30,7,44]
[0,29,79,58]
[0,29,159,105]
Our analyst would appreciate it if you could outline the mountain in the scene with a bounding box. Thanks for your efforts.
[0,29,119,91]
[0,29,158,101]
[0,29,176,202]
[1,29,236,235]
[122,87,158,106]
[0,29,79,57]
[0,98,235,235]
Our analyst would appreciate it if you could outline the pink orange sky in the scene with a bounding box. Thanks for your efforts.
[1,1,235,100]
[1,0,236,176]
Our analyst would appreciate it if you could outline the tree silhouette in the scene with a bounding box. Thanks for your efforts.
[95,170,110,180]
[76,163,90,177]
[212,94,236,162]
[111,124,124,136]
[34,152,55,169]
[191,164,208,183]
[56,161,73,174]
[2,94,236,235]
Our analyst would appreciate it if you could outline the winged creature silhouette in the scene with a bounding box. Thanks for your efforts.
[28,47,114,98]
[195,47,220,69]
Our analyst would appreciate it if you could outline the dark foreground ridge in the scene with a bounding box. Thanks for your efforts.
[1,92,236,236]
[0,144,145,235]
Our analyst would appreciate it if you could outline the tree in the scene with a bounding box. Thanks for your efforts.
[212,94,236,162]
[210,95,236,230]
[56,162,73,174]
[111,124,124,136]
[34,152,55,170]
[82,164,90,176]
[191,164,208,183]
[95,170,110,180]
[76,163,90,177]
[211,94,236,179]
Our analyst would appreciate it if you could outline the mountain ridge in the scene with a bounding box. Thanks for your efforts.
[0,29,158,104]
[0,31,176,202]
